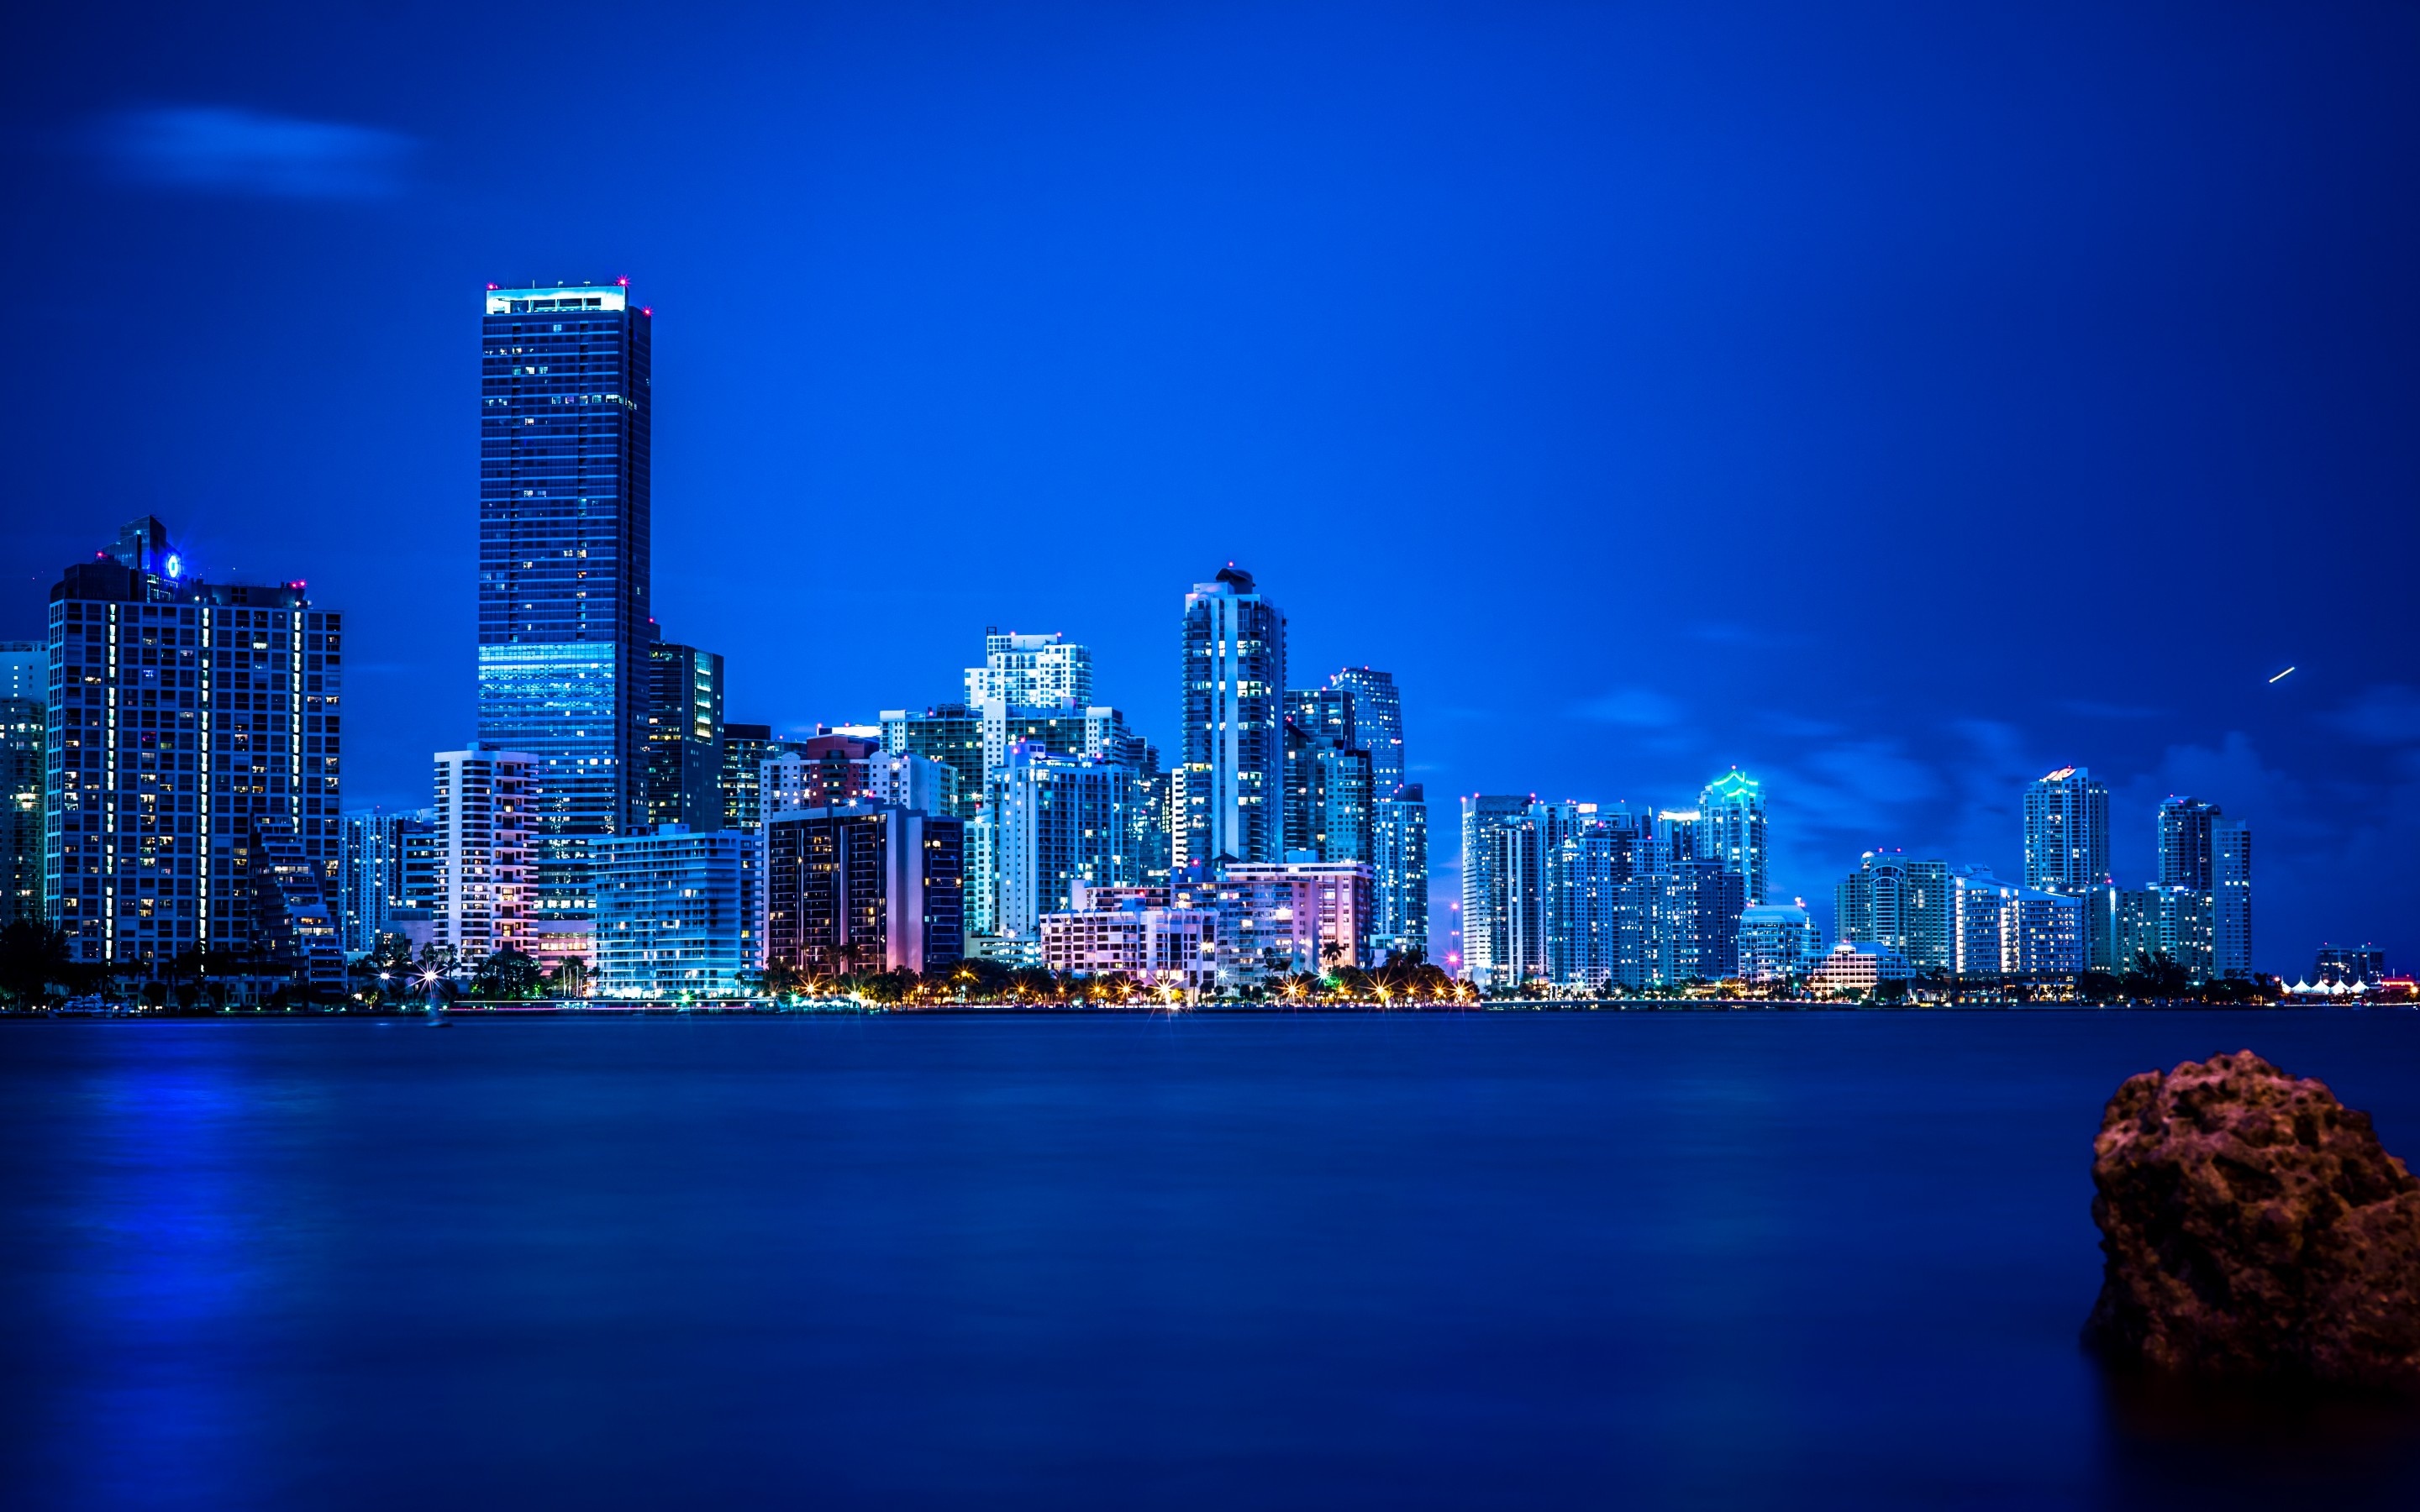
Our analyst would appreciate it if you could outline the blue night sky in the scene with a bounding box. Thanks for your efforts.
[4,3,2416,974]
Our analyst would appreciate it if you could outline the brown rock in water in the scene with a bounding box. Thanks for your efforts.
[2085,1050,2420,1391]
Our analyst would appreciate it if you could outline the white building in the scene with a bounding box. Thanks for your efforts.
[1221,860,1375,974]
[864,749,957,816]
[1808,941,1914,996]
[1040,904,1219,994]
[594,824,762,999]
[431,745,533,963]
[992,748,1135,940]
[1738,902,1820,984]
[965,629,1092,712]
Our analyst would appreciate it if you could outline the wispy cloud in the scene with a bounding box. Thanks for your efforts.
[2327,685,2420,745]
[1573,688,1684,728]
[92,105,414,199]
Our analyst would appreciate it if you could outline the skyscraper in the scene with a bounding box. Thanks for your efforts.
[1370,785,1429,963]
[2156,796,2222,888]
[643,640,724,832]
[1,669,39,927]
[966,629,1092,711]
[2212,818,2252,978]
[477,281,653,965]
[45,518,343,980]
[1283,687,1372,864]
[338,806,436,957]
[1179,567,1286,865]
[431,745,533,963]
[1697,769,1768,906]
[2023,767,2109,896]
[1328,668,1403,797]
[1835,851,1952,973]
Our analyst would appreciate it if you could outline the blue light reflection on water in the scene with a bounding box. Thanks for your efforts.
[2,1011,2417,1509]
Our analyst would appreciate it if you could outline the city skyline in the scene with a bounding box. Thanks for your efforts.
[6,6,2418,970]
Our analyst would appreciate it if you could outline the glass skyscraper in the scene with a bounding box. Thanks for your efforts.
[476,282,653,962]
[1697,768,1768,906]
[1179,566,1286,866]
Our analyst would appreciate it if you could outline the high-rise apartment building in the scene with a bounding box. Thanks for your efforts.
[717,723,813,834]
[761,806,964,976]
[991,748,1138,940]
[966,629,1092,712]
[2023,767,2110,896]
[2156,796,2222,888]
[45,518,343,979]
[2,687,39,927]
[1283,688,1373,864]
[1697,769,1768,905]
[1835,851,1952,974]
[430,745,533,962]
[643,640,723,832]
[477,281,653,964]
[1738,903,1820,984]
[878,704,986,818]
[765,732,881,813]
[2212,819,2251,977]
[338,806,436,957]
[1179,567,1286,866]
[595,824,761,998]
[1370,785,1429,963]
[1327,668,1403,797]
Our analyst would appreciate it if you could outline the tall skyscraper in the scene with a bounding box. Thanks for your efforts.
[1180,567,1286,865]
[45,518,343,980]
[1328,668,1403,797]
[1835,851,1952,973]
[1697,769,1768,906]
[477,281,653,965]
[1460,795,1533,988]
[991,748,1137,940]
[2156,796,2222,888]
[2212,818,2252,978]
[1283,687,1373,864]
[2,673,39,928]
[643,640,724,832]
[2023,766,2109,896]
[1370,785,1429,963]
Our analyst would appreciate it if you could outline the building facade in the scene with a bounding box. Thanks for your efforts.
[990,748,1135,940]
[1738,903,1821,984]
[643,639,723,832]
[878,703,986,818]
[430,745,533,963]
[1370,785,1429,963]
[1697,769,1768,905]
[476,281,653,965]
[2023,766,2110,897]
[338,806,436,957]
[1327,668,1403,796]
[45,517,344,980]
[1179,567,1286,866]
[594,825,761,999]
[1835,851,1952,974]
[761,806,965,977]
[1,690,38,927]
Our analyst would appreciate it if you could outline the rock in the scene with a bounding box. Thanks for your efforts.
[2084,1050,2420,1391]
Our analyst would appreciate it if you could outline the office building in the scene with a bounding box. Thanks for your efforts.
[1738,903,1820,984]
[476,281,653,965]
[1835,852,1952,974]
[594,824,761,999]
[338,806,437,957]
[718,723,812,834]
[2314,943,2385,987]
[1179,566,1286,866]
[878,703,986,818]
[1370,785,1429,963]
[1327,668,1404,796]
[761,806,964,977]
[2023,766,2110,896]
[45,517,343,980]
[431,745,533,962]
[643,640,723,832]
[990,748,1136,940]
[1698,769,1768,904]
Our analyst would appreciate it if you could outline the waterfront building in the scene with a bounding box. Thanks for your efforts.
[878,703,986,818]
[2314,943,2386,987]
[643,640,723,832]
[1697,769,1768,905]
[1460,795,1534,989]
[1327,668,1403,796]
[1283,690,1374,864]
[431,745,533,963]
[476,281,653,966]
[45,517,343,979]
[594,824,761,999]
[2023,767,2110,897]
[2212,819,2252,978]
[1949,869,2016,977]
[2112,887,2162,969]
[1370,785,1429,963]
[2000,886,2085,975]
[1808,942,1915,996]
[1039,901,1220,993]
[965,629,1092,713]
[2,691,38,927]
[1835,852,1952,974]
[990,747,1135,940]
[1220,860,1374,973]
[1659,860,1747,984]
[1179,566,1286,866]
[760,805,964,977]
[338,806,437,957]
[1738,902,1820,984]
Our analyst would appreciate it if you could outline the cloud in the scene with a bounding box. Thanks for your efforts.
[2327,685,2420,745]
[1573,688,1684,728]
[92,106,414,199]
[2061,700,2165,721]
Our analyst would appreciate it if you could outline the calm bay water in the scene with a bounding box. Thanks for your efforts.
[3,1010,2417,1509]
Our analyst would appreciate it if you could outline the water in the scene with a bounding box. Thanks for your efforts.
[3,1011,2417,1509]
